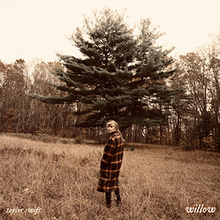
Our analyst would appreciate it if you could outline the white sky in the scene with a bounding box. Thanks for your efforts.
[0,0,220,63]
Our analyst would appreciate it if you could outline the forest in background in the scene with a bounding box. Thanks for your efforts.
[0,11,220,152]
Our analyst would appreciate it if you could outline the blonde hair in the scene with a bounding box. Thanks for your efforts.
[106,120,125,142]
[106,120,119,130]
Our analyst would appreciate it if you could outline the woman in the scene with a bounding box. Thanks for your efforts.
[97,120,124,208]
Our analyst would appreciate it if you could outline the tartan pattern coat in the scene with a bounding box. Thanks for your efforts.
[97,131,124,192]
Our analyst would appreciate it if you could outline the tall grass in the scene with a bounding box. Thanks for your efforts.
[0,134,219,219]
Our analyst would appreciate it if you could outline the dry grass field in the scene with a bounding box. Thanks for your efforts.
[0,133,219,220]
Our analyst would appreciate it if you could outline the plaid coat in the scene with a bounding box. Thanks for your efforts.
[97,131,124,192]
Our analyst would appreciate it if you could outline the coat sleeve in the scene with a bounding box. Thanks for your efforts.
[100,138,115,168]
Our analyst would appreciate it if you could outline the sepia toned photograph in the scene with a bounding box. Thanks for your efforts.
[0,0,219,219]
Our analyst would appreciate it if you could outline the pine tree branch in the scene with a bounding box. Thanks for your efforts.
[29,94,77,104]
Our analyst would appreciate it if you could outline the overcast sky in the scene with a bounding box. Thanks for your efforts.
[0,0,220,63]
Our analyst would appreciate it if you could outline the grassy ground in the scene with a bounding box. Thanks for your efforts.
[0,133,219,220]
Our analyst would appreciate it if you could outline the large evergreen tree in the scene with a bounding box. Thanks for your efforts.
[31,8,179,131]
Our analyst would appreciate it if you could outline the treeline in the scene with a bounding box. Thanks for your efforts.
[0,39,220,152]
[1,37,220,152]
[171,33,220,152]
[0,59,77,137]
